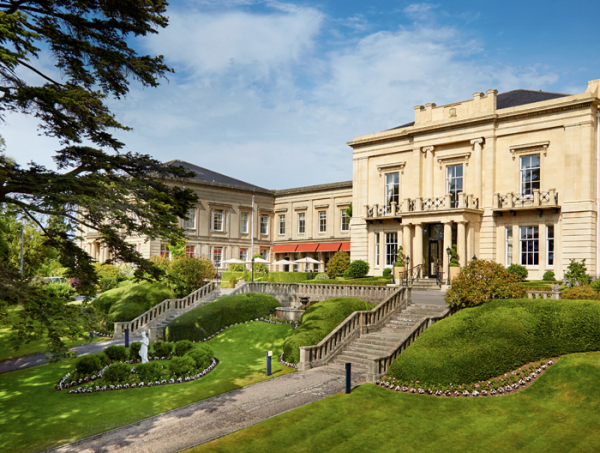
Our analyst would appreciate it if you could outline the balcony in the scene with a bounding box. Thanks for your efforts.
[493,189,559,214]
[365,193,480,219]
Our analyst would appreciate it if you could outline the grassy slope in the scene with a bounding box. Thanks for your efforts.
[0,322,294,453]
[189,352,600,453]
[0,306,103,362]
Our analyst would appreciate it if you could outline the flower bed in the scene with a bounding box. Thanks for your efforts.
[376,358,558,397]
[279,352,298,370]
[91,330,112,338]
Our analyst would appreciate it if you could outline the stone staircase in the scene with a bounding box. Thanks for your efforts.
[155,290,222,334]
[410,278,444,291]
[332,304,448,373]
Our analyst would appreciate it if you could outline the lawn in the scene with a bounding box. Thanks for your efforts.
[0,322,294,453]
[0,306,104,362]
[189,351,600,453]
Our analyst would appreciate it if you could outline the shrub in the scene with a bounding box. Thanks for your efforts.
[449,244,459,267]
[562,285,600,300]
[186,346,213,370]
[169,355,196,376]
[75,354,103,375]
[174,340,194,357]
[564,259,590,285]
[167,256,216,297]
[314,273,329,281]
[507,264,528,281]
[251,254,268,273]
[152,340,173,357]
[387,299,600,385]
[345,260,370,279]
[229,275,238,288]
[343,268,352,278]
[326,251,350,278]
[445,260,525,310]
[104,345,127,361]
[165,293,280,342]
[43,281,75,300]
[130,342,142,359]
[592,279,600,294]
[242,270,251,282]
[283,297,374,363]
[98,276,119,292]
[103,362,130,383]
[117,280,133,288]
[382,268,392,278]
[228,263,245,272]
[542,270,556,281]
[135,361,165,381]
[149,255,170,273]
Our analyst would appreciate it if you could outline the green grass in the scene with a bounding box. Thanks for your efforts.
[0,306,104,362]
[387,298,600,385]
[0,322,294,453]
[188,352,600,453]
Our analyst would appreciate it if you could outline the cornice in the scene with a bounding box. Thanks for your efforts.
[377,161,406,176]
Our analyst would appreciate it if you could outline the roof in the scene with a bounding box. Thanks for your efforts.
[388,89,571,131]
[275,180,353,196]
[164,160,269,192]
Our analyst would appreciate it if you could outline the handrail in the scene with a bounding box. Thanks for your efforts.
[298,287,410,371]
[397,264,422,286]
[366,308,450,382]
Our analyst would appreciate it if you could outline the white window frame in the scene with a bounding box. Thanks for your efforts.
[261,249,268,260]
[506,226,513,266]
[341,209,350,232]
[212,209,225,232]
[318,211,326,234]
[375,233,380,267]
[260,215,269,235]
[446,164,463,208]
[384,172,399,209]
[183,208,196,230]
[520,154,541,196]
[547,225,554,267]
[185,245,195,257]
[239,248,248,262]
[160,244,170,259]
[213,247,224,268]
[385,232,397,267]
[278,214,285,236]
[240,212,249,234]
[520,226,539,267]
[298,212,305,235]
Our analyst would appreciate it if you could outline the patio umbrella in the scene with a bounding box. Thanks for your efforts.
[272,259,293,265]
[249,257,270,263]
[224,258,244,264]
[293,257,321,264]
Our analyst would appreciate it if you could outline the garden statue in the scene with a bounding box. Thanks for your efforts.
[140,331,149,364]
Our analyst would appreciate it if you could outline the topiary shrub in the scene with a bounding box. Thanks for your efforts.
[564,259,590,285]
[152,340,173,357]
[130,342,142,359]
[174,340,194,357]
[75,354,103,375]
[169,355,196,376]
[449,244,460,267]
[104,345,127,361]
[394,246,405,267]
[103,362,130,383]
[314,273,329,281]
[185,345,213,370]
[326,251,350,278]
[382,268,392,278]
[343,268,352,278]
[445,260,525,310]
[561,285,600,300]
[135,361,166,381]
[507,264,528,281]
[542,270,556,281]
[345,260,370,279]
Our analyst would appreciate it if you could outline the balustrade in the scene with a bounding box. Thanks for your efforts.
[365,193,480,218]
[495,189,559,210]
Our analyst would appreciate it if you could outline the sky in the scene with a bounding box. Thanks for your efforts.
[4,0,600,190]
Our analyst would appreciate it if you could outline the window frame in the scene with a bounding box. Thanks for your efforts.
[212,209,225,232]
[547,225,554,267]
[260,215,269,235]
[298,212,305,235]
[520,154,541,196]
[385,232,398,267]
[375,233,380,267]
[185,245,195,257]
[160,244,170,259]
[239,248,248,262]
[213,247,223,269]
[446,164,463,208]
[341,209,350,232]
[506,226,513,266]
[240,212,249,234]
[183,208,196,230]
[318,211,326,234]
[384,172,400,209]
[520,225,539,267]
[278,214,285,236]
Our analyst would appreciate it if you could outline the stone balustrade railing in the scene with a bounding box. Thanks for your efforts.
[495,189,559,210]
[113,281,220,339]
[365,193,480,218]
[526,290,561,300]
[366,309,450,383]
[298,287,411,371]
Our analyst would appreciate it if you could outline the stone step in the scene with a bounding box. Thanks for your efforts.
[334,354,373,366]
[331,359,369,370]
[347,344,390,354]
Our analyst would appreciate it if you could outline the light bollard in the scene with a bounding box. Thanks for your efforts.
[345,362,351,394]
[89,331,94,340]
[267,350,272,376]
[125,328,129,349]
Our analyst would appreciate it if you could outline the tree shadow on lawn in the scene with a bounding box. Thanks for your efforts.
[0,322,294,453]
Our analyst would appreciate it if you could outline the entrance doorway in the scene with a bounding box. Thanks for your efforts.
[426,223,444,278]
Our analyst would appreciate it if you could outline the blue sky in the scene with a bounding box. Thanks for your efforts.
[5,0,600,189]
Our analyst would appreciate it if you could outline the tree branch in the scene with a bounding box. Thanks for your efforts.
[16,59,64,86]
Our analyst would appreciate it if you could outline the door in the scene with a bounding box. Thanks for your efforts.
[428,239,442,278]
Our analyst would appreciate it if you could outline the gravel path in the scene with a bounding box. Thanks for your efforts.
[47,365,365,453]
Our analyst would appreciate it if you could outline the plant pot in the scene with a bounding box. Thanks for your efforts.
[449,266,461,281]
[394,266,405,280]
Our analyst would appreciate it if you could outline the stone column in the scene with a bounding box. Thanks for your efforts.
[414,224,424,268]
[457,221,467,267]
[422,146,435,199]
[443,222,453,268]
[470,138,484,202]
[403,224,413,264]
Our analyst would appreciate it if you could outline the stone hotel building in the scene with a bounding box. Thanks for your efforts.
[82,79,600,280]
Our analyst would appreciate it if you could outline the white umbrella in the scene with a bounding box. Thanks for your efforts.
[224,258,244,264]
[244,257,270,263]
[293,257,321,264]
[272,259,293,265]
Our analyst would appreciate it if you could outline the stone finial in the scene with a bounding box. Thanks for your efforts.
[414,105,425,124]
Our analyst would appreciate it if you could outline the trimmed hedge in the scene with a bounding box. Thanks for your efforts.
[387,298,600,385]
[300,277,391,286]
[283,297,375,364]
[222,272,311,283]
[165,293,281,342]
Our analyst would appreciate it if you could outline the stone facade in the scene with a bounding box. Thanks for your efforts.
[349,80,600,280]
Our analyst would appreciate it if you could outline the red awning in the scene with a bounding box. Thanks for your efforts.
[340,242,351,252]
[271,244,298,253]
[296,243,319,252]
[317,242,342,252]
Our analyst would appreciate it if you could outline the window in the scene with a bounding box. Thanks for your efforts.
[185,245,195,257]
[447,164,463,208]
[132,212,139,225]
[385,232,397,266]
[298,212,305,234]
[318,211,326,233]
[278,214,285,235]
[520,226,539,266]
[212,209,225,231]
[213,247,223,268]
[341,210,350,232]
[160,244,170,259]
[183,208,196,229]
[375,233,380,267]
[260,249,268,260]
[240,248,248,262]
[520,155,540,196]
[385,173,400,209]
[506,227,513,266]
[547,225,554,266]
[240,212,249,234]
[260,215,268,235]
[293,252,299,272]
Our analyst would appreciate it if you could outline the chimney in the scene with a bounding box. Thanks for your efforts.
[414,105,425,125]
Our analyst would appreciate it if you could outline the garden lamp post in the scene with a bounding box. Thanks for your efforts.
[472,255,477,261]
[446,247,451,284]
[405,255,410,288]
[251,257,255,283]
